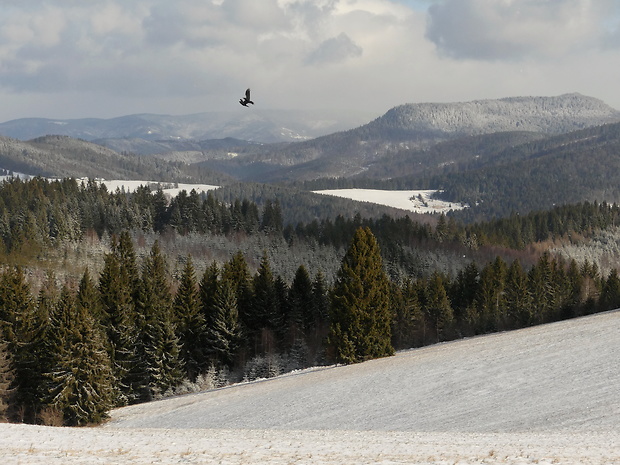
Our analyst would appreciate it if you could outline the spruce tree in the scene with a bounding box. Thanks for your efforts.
[0,337,14,421]
[99,242,140,405]
[504,259,533,328]
[45,285,115,426]
[424,272,454,342]
[205,278,242,368]
[251,252,279,353]
[137,242,183,399]
[600,269,620,312]
[173,255,206,381]
[2,267,46,422]
[328,227,394,364]
[222,251,253,333]
[288,265,314,345]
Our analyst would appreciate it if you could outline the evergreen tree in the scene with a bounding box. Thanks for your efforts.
[205,279,242,368]
[137,242,183,399]
[504,259,533,328]
[45,285,115,426]
[222,251,253,334]
[0,337,14,421]
[1,267,45,422]
[475,257,507,332]
[392,279,424,349]
[288,265,314,345]
[328,227,394,364]
[424,272,454,342]
[98,241,140,405]
[173,255,206,380]
[600,269,620,312]
[199,261,220,340]
[528,252,555,324]
[251,252,279,354]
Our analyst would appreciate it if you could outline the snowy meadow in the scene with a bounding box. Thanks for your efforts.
[2,310,619,464]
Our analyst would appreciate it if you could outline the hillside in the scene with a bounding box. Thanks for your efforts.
[1,310,618,463]
[0,134,231,183]
[202,93,620,181]
[432,121,620,220]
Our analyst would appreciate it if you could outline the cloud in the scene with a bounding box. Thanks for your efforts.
[426,0,615,61]
[305,32,362,65]
[0,0,620,121]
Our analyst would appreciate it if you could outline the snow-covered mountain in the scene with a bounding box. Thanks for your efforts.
[368,92,620,135]
[1,310,619,463]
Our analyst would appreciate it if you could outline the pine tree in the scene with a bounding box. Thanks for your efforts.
[136,242,183,399]
[424,272,454,342]
[392,279,424,349]
[600,269,620,312]
[200,261,220,327]
[0,337,14,421]
[173,255,206,381]
[1,267,45,422]
[504,259,533,328]
[205,279,242,368]
[328,227,394,364]
[288,265,314,345]
[252,252,279,354]
[44,285,115,426]
[222,251,253,334]
[98,241,139,405]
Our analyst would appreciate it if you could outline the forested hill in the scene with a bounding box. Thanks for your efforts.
[200,93,620,182]
[429,121,620,221]
[0,135,230,184]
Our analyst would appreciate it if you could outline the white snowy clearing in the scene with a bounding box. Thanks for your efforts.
[2,310,620,464]
[314,188,467,214]
[90,180,466,215]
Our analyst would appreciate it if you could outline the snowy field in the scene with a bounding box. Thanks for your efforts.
[2,310,620,464]
[97,180,466,215]
[314,188,467,214]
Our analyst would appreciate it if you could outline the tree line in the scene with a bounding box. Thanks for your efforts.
[2,225,620,426]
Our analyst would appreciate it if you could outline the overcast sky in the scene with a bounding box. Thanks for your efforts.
[1,0,620,122]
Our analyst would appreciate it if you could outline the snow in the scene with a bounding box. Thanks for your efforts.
[2,310,620,464]
[314,189,468,214]
[94,179,219,197]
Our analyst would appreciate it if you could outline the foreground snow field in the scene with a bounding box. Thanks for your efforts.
[2,310,620,464]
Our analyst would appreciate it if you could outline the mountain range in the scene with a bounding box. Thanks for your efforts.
[0,109,375,144]
[0,92,619,221]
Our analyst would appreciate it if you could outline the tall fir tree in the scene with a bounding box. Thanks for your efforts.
[0,337,14,421]
[98,240,140,405]
[136,242,183,399]
[328,227,394,364]
[2,267,46,422]
[173,255,206,381]
[424,272,454,342]
[504,259,533,328]
[205,278,242,368]
[252,252,279,354]
[288,265,314,346]
[44,285,115,426]
[222,251,253,335]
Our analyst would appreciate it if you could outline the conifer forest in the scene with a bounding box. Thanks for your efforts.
[1,177,620,426]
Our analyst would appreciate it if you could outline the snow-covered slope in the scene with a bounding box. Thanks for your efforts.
[2,310,620,464]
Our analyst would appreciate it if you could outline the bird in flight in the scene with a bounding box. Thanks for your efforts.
[239,88,254,107]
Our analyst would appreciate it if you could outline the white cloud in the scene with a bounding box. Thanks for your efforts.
[0,0,619,121]
[426,0,616,61]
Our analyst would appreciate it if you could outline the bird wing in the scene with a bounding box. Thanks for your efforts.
[245,88,251,100]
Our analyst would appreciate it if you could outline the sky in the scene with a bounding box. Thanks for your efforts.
[1,0,620,122]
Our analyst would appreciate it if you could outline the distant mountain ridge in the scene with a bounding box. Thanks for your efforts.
[205,93,620,182]
[0,109,375,144]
